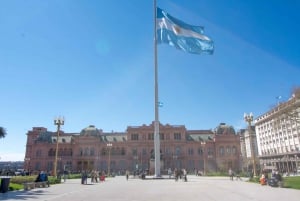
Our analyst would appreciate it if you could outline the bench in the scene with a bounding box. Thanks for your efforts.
[23,181,49,190]
[23,182,35,190]
[35,181,49,188]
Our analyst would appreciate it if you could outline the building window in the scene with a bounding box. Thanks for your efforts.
[226,146,231,155]
[160,133,164,140]
[232,146,237,155]
[148,133,154,140]
[175,147,181,155]
[219,147,225,156]
[121,147,126,155]
[101,148,107,156]
[36,150,42,157]
[198,148,203,155]
[48,148,55,156]
[132,148,137,156]
[131,133,139,141]
[188,148,194,155]
[208,147,213,156]
[84,148,89,156]
[165,148,170,156]
[166,134,170,140]
[35,162,41,171]
[174,133,181,140]
[142,148,147,155]
[47,161,53,171]
[90,148,95,156]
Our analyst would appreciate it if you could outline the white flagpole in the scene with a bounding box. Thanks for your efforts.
[153,0,161,177]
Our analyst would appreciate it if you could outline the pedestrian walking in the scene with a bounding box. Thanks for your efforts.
[183,168,187,182]
[228,168,234,181]
[81,171,88,184]
[174,168,179,181]
[125,170,129,181]
[168,168,172,179]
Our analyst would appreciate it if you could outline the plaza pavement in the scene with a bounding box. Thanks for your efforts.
[1,175,300,201]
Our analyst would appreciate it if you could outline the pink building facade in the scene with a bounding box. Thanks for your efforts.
[24,122,241,175]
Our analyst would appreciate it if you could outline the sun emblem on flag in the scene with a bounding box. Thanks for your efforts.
[172,25,181,34]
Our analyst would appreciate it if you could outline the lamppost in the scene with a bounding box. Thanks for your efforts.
[172,154,178,169]
[106,143,112,176]
[24,157,30,174]
[133,155,139,170]
[53,117,64,177]
[244,112,257,177]
[201,142,206,175]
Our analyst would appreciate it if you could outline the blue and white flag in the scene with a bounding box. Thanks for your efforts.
[156,7,214,54]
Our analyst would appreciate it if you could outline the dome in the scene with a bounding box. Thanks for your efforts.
[215,123,236,135]
[80,125,102,136]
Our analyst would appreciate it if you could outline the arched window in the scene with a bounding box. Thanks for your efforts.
[48,148,54,156]
[111,147,116,155]
[198,148,203,155]
[219,146,225,156]
[232,146,237,155]
[90,147,95,156]
[175,147,181,155]
[36,149,42,157]
[84,148,89,156]
[121,147,126,155]
[226,146,231,155]
[101,148,107,156]
[208,147,213,156]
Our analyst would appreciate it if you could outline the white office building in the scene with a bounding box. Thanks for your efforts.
[254,89,300,173]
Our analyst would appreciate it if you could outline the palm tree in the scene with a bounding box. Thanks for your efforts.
[0,127,7,139]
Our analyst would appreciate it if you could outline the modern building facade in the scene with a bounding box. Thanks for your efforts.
[24,122,241,175]
[254,89,300,173]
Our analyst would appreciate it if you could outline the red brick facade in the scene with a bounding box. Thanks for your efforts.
[24,122,241,175]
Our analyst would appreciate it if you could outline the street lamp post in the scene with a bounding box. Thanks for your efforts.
[133,155,139,170]
[201,142,206,175]
[172,154,178,169]
[53,117,64,177]
[244,112,257,177]
[106,143,112,176]
[24,157,30,174]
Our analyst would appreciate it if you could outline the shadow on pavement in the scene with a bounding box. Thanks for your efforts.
[0,189,53,200]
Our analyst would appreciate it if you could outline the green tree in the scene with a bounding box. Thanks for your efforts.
[0,127,7,139]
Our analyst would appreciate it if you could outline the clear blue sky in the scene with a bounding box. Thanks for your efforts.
[0,0,299,161]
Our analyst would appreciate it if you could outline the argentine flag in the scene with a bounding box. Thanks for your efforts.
[156,7,214,54]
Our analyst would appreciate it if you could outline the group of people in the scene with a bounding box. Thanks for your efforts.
[228,168,242,181]
[81,170,106,184]
[260,170,282,187]
[174,168,187,182]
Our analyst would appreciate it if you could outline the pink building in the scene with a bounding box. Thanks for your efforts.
[24,122,241,175]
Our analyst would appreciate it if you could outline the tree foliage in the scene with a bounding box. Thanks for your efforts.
[0,127,7,139]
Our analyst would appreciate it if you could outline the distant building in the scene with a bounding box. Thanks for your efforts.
[255,89,300,173]
[24,122,241,175]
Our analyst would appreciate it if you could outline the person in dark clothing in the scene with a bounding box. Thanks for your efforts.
[275,171,282,181]
[35,171,50,187]
[35,171,48,182]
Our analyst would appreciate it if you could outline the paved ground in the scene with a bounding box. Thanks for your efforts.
[1,175,300,201]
